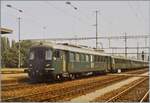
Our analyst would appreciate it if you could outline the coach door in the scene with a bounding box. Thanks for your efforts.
[62,51,67,72]
[91,55,94,68]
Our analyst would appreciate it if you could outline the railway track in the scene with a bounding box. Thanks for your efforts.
[2,69,148,102]
[1,83,47,91]
[104,77,149,102]
[2,75,129,102]
[123,68,148,74]
[140,90,149,103]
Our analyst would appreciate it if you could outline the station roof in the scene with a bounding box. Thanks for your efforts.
[0,27,13,34]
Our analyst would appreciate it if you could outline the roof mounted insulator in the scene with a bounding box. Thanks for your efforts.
[39,42,43,45]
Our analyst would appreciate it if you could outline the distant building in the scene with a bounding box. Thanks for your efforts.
[0,27,13,34]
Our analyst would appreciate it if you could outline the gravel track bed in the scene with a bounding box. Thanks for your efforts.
[2,75,129,102]
[123,68,148,74]
[93,77,149,102]
[2,68,148,102]
[1,83,47,91]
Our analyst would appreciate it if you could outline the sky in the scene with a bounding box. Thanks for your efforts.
[1,1,150,58]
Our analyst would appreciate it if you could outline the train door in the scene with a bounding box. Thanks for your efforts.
[106,56,111,72]
[62,51,67,73]
[90,55,94,68]
[111,57,115,72]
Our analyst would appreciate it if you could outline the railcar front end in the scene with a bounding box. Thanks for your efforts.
[26,46,55,82]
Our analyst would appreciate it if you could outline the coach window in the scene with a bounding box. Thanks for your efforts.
[99,56,101,62]
[70,52,75,62]
[29,51,34,60]
[45,49,52,60]
[101,56,103,62]
[94,55,96,62]
[81,54,85,62]
[104,57,106,62]
[91,55,94,62]
[100,56,102,62]
[103,57,105,62]
[86,55,89,62]
[76,53,80,62]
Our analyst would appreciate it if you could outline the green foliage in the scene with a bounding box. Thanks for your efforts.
[1,37,33,68]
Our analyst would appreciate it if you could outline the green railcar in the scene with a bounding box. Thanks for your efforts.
[27,42,111,81]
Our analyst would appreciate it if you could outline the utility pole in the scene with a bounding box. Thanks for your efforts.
[74,35,77,45]
[6,4,23,68]
[108,38,111,48]
[43,26,46,42]
[137,42,139,59]
[18,17,21,68]
[125,32,127,58]
[95,10,98,49]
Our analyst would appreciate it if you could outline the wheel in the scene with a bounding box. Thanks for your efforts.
[69,74,75,80]
[56,74,63,81]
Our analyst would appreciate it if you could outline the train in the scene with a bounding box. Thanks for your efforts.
[25,42,149,82]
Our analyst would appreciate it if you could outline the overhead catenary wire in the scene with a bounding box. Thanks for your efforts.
[5,4,48,34]
[22,34,150,41]
[127,1,144,22]
[44,1,92,26]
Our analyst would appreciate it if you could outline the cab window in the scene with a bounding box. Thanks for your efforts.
[29,51,34,60]
[45,49,52,60]
[55,50,60,58]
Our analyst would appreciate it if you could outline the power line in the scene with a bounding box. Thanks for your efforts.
[128,1,139,19]
[106,52,149,54]
[95,10,98,49]
[102,47,150,49]
[44,1,91,26]
[23,34,150,41]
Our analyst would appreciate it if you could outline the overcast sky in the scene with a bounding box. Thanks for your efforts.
[1,1,150,58]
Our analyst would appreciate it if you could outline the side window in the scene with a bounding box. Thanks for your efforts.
[90,55,93,62]
[100,56,102,62]
[29,51,34,60]
[99,56,101,62]
[94,55,96,62]
[70,52,75,62]
[81,54,85,62]
[104,57,105,62]
[55,50,60,58]
[76,53,80,62]
[86,55,89,62]
[102,56,104,62]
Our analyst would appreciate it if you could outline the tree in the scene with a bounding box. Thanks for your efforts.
[1,36,34,68]
[20,40,33,67]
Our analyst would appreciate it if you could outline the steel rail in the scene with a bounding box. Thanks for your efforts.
[140,89,150,103]
[105,77,148,103]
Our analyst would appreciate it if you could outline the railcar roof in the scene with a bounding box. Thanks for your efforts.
[32,42,110,56]
[112,56,148,63]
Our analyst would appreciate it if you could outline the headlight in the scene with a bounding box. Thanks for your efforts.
[45,68,55,71]
[46,64,50,67]
[29,64,32,67]
[36,70,39,73]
